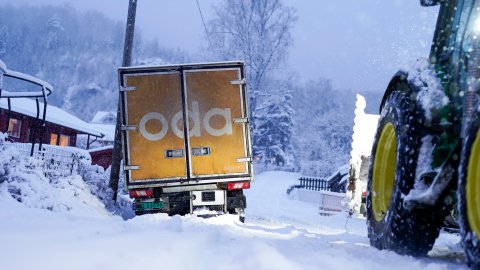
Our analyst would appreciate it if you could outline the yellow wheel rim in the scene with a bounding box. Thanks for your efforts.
[372,123,397,222]
[467,129,480,237]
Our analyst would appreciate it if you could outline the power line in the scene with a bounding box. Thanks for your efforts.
[195,0,213,50]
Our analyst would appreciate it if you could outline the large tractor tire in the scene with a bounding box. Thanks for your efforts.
[366,91,445,256]
[459,112,480,268]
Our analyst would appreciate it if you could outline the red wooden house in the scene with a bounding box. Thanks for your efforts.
[0,98,103,147]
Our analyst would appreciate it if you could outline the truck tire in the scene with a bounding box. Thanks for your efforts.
[227,190,246,222]
[459,112,480,268]
[366,91,444,256]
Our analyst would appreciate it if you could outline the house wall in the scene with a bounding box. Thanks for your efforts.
[89,147,113,170]
[0,109,79,147]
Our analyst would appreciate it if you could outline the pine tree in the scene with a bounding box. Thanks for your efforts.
[254,80,295,169]
[0,26,7,57]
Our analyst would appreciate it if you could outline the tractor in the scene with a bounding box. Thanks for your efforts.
[366,0,480,267]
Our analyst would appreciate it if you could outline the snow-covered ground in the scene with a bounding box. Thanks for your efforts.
[0,171,466,270]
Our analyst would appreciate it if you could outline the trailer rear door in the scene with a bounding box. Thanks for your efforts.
[120,62,252,188]
[123,72,187,182]
[185,68,249,178]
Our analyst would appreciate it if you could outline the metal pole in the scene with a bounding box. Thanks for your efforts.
[110,0,137,201]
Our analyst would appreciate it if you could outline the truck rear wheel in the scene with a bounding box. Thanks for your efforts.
[367,91,444,256]
[227,190,246,223]
[459,112,480,268]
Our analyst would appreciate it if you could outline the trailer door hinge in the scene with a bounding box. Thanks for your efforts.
[120,86,136,92]
[236,157,252,163]
[230,79,246,85]
[233,117,249,124]
[124,165,140,170]
[122,125,138,131]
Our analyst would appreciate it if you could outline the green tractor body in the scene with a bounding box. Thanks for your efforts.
[367,0,480,266]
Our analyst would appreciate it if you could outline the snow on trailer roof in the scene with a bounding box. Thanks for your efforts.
[0,98,103,137]
[118,60,245,72]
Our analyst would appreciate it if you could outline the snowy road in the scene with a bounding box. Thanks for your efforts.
[0,171,467,270]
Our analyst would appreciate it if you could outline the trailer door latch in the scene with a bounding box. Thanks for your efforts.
[120,86,136,92]
[233,117,249,124]
[122,125,138,131]
[230,79,246,85]
[124,165,140,170]
[165,149,184,158]
[192,147,211,156]
[236,157,252,163]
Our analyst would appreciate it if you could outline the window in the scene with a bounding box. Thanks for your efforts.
[450,1,480,135]
[50,133,58,145]
[59,135,70,146]
[7,119,22,138]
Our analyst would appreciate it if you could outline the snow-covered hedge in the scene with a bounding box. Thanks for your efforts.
[0,135,132,218]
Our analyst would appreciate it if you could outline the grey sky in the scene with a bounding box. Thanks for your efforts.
[3,0,439,94]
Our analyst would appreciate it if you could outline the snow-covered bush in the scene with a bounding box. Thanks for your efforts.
[0,135,132,218]
[80,163,133,219]
[0,134,22,183]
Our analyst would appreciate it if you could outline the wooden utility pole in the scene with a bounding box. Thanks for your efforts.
[110,0,137,201]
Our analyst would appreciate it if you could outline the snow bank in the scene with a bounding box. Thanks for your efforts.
[1,173,109,218]
[350,95,379,163]
[0,141,109,217]
[0,134,466,270]
[0,169,465,270]
[0,137,131,218]
[349,94,379,213]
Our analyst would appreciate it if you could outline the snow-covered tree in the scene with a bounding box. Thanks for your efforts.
[207,0,297,169]
[292,78,357,176]
[254,79,296,170]
[0,26,6,56]
[0,5,190,121]
[46,15,65,50]
[207,0,297,97]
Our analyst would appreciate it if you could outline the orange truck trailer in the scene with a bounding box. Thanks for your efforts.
[118,62,253,220]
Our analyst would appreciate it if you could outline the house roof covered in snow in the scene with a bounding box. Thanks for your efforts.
[0,98,103,137]
[91,111,116,124]
[90,123,115,142]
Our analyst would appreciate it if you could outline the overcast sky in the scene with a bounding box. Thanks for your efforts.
[3,0,439,96]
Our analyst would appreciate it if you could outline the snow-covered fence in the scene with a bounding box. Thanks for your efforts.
[299,177,331,191]
[287,169,348,195]
[11,143,93,177]
[287,168,349,216]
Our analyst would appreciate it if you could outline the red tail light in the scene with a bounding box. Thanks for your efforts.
[129,189,154,198]
[227,181,251,191]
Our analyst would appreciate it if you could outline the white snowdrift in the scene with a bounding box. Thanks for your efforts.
[349,94,379,213]
[0,167,466,270]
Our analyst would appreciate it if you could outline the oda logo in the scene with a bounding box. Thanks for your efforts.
[139,101,232,141]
